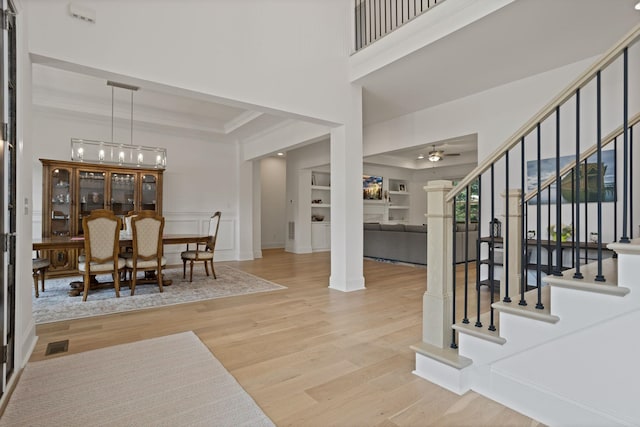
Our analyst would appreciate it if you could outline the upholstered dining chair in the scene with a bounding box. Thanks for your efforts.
[78,209,125,302]
[181,211,221,282]
[32,252,50,298]
[125,210,166,296]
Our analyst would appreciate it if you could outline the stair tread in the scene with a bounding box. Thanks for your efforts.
[411,341,472,369]
[453,311,506,344]
[493,285,559,324]
[608,238,640,255]
[543,257,628,296]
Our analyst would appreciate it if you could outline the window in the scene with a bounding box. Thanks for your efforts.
[454,178,479,223]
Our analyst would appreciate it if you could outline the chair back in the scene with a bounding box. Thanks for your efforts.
[206,211,222,252]
[131,211,164,261]
[83,209,121,263]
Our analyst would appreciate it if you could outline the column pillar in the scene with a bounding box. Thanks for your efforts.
[423,180,454,348]
[502,189,523,302]
[329,84,365,292]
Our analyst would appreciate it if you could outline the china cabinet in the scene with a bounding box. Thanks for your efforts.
[40,159,164,276]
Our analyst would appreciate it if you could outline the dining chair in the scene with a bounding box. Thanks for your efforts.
[78,209,125,301]
[32,252,50,298]
[181,211,221,282]
[125,210,166,295]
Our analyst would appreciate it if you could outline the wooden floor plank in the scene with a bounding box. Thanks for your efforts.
[30,249,541,426]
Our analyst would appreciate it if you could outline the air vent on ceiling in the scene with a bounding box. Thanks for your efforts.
[69,3,96,23]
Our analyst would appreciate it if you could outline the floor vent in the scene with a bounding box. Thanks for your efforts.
[45,340,69,356]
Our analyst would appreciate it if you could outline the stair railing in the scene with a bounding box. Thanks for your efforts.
[354,0,445,51]
[443,23,640,349]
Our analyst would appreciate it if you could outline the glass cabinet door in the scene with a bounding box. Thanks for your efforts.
[50,168,71,236]
[110,172,136,216]
[78,170,106,234]
[141,174,158,211]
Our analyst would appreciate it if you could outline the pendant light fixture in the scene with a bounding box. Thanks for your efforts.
[71,80,167,169]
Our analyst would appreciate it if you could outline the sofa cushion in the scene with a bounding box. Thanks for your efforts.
[380,224,405,231]
[405,224,427,233]
[364,222,381,230]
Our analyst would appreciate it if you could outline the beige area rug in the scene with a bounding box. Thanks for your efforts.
[33,265,286,324]
[0,331,274,427]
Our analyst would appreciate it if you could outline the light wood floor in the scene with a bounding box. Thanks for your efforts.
[32,249,541,426]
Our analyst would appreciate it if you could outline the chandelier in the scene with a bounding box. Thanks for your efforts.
[70,81,167,169]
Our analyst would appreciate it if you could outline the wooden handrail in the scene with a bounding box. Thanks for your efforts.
[523,111,640,203]
[446,22,640,202]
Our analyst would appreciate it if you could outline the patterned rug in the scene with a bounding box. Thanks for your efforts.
[32,265,286,324]
[0,331,275,426]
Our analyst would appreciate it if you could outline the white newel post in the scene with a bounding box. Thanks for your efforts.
[502,189,523,302]
[423,180,454,348]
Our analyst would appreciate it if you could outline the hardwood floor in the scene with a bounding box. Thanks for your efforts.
[32,249,541,426]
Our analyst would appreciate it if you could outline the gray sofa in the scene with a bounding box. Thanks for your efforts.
[363,222,478,265]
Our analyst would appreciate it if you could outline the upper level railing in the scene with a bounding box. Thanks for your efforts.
[354,0,445,51]
[444,22,640,348]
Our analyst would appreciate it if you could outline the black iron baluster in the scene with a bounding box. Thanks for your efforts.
[554,106,563,275]
[463,184,470,323]
[547,186,552,274]
[571,170,575,267]
[630,127,634,239]
[373,0,377,40]
[595,71,605,281]
[621,47,630,243]
[504,151,511,303]
[395,0,398,28]
[584,159,588,263]
[384,0,387,35]
[368,0,372,46]
[574,89,584,279]
[614,137,618,245]
[475,174,483,328]
[489,164,496,331]
[519,137,527,306]
[536,124,544,309]
[451,204,458,349]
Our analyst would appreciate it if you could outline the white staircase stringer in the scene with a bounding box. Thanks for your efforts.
[472,308,640,427]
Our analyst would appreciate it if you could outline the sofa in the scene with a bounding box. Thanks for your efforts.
[363,222,478,265]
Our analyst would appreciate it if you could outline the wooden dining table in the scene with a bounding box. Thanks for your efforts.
[33,234,210,296]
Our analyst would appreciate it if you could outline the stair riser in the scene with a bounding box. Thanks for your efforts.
[551,286,637,327]
[413,353,471,395]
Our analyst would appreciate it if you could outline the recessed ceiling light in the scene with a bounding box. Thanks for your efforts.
[417,154,424,160]
[636,1,640,10]
[277,152,284,156]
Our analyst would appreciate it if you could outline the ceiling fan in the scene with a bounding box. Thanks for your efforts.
[426,145,460,162]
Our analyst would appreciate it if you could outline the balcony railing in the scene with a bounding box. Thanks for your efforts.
[354,0,444,51]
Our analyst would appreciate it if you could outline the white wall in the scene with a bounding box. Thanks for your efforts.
[31,107,239,263]
[260,157,286,249]
[25,0,352,125]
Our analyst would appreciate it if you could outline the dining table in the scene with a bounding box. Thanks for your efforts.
[33,234,210,296]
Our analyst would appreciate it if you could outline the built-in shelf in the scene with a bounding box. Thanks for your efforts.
[310,171,331,251]
[388,205,410,210]
[311,185,330,191]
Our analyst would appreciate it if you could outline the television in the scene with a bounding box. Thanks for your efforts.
[363,175,383,200]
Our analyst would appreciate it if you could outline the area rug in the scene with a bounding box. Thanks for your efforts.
[33,265,286,324]
[0,331,275,427]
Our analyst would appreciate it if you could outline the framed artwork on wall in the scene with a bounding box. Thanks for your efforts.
[363,175,383,200]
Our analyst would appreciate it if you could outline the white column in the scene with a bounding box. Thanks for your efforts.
[329,84,365,292]
[252,160,262,259]
[423,180,454,348]
[236,153,255,261]
[502,189,522,302]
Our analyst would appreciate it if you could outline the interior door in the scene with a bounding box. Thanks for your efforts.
[0,0,17,397]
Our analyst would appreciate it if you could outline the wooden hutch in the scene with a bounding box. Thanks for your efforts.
[40,158,164,277]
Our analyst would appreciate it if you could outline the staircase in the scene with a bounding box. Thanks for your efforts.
[412,24,640,427]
